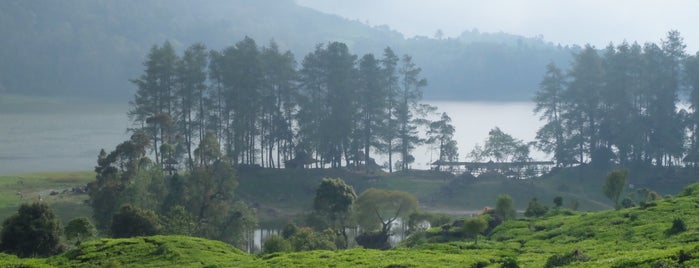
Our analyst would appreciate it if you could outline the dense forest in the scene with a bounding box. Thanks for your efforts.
[534,31,699,169]
[126,37,458,172]
[0,0,572,101]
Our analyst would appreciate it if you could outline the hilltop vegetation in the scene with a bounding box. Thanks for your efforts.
[5,182,699,267]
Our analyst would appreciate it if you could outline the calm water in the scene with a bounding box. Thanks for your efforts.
[413,101,547,169]
[0,101,545,174]
[0,104,130,174]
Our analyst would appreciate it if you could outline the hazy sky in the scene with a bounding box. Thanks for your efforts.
[295,0,699,52]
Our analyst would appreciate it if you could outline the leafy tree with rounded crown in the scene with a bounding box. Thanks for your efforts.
[355,188,418,245]
[65,217,96,245]
[604,169,628,208]
[111,204,161,238]
[462,216,488,244]
[495,194,516,221]
[524,197,549,218]
[0,202,63,257]
[313,178,357,248]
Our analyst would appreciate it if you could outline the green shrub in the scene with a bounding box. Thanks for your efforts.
[110,204,161,238]
[470,260,489,268]
[666,218,687,236]
[281,222,299,239]
[620,197,635,208]
[501,256,520,268]
[401,230,427,248]
[524,197,549,218]
[553,196,563,208]
[544,249,589,268]
[262,235,291,254]
[289,227,336,251]
[678,249,692,264]
[65,217,97,244]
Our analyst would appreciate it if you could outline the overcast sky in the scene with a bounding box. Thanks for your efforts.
[295,0,699,52]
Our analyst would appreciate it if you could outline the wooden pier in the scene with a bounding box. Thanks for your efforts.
[431,160,556,179]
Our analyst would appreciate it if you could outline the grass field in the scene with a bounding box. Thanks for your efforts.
[0,171,94,224]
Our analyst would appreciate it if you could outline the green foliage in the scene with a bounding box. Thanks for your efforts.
[281,223,299,240]
[313,178,356,225]
[288,228,336,252]
[160,205,195,236]
[553,196,563,208]
[543,249,589,268]
[355,188,418,234]
[312,178,356,248]
[604,169,628,206]
[407,211,451,232]
[262,235,291,254]
[462,217,488,244]
[470,127,530,162]
[48,235,254,267]
[0,202,63,257]
[501,256,520,268]
[110,205,161,238]
[426,112,459,163]
[495,194,516,221]
[666,218,687,236]
[64,217,96,244]
[524,197,549,218]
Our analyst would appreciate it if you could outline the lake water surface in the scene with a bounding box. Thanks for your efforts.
[0,101,546,174]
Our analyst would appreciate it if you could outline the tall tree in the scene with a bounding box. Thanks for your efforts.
[427,112,459,163]
[642,39,684,166]
[379,47,400,173]
[260,41,297,168]
[395,55,427,170]
[534,62,573,165]
[297,42,357,168]
[129,41,180,165]
[322,42,358,168]
[564,45,604,165]
[177,43,209,169]
[357,54,387,167]
[685,52,699,164]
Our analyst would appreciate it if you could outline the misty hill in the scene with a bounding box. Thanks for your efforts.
[0,0,574,101]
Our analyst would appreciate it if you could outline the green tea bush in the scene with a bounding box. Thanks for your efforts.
[666,218,687,236]
[501,256,520,268]
[544,249,589,268]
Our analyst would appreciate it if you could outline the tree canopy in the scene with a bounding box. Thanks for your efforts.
[0,202,63,257]
[533,31,697,168]
[354,188,418,235]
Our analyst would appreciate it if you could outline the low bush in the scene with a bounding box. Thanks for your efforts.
[666,218,687,236]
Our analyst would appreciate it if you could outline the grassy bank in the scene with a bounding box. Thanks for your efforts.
[5,182,699,267]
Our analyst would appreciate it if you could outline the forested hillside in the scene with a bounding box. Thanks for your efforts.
[0,0,573,100]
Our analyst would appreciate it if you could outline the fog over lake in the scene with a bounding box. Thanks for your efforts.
[0,101,545,175]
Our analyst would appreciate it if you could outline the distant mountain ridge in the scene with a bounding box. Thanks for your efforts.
[0,0,574,101]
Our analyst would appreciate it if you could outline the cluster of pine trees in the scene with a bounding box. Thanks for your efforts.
[534,31,699,168]
[129,37,458,172]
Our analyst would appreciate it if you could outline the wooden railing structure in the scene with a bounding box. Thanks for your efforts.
[430,160,556,179]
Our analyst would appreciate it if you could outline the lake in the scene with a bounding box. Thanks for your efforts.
[0,100,546,174]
